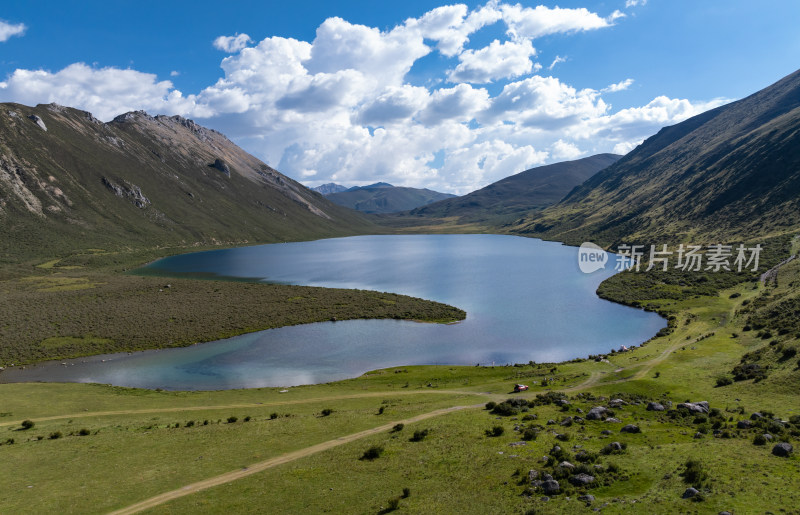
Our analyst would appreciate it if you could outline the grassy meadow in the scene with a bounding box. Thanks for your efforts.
[2,256,799,513]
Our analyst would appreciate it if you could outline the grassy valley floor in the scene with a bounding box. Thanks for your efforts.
[1,259,799,513]
[0,246,464,366]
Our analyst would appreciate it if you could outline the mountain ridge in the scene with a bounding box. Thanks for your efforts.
[397,153,621,226]
[514,68,800,246]
[0,103,376,260]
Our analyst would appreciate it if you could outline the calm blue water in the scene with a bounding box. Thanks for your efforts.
[2,235,664,389]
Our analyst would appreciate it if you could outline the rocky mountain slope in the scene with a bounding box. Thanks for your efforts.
[0,103,376,260]
[401,154,620,226]
[311,182,348,195]
[325,183,456,214]
[513,69,800,246]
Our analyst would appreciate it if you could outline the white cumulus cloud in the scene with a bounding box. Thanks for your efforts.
[448,39,537,83]
[603,78,634,92]
[0,19,26,42]
[213,33,252,53]
[0,3,724,194]
[501,4,614,40]
[0,63,204,121]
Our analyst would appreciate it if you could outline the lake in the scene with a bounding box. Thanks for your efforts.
[1,234,664,389]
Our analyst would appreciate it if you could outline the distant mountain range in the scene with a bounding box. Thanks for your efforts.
[513,68,800,246]
[0,104,375,259]
[397,154,620,226]
[311,183,348,195]
[317,182,456,214]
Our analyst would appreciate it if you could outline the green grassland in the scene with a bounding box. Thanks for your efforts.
[0,246,464,366]
[2,256,799,514]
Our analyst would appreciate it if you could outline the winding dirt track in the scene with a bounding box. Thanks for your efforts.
[0,389,482,428]
[107,404,480,515]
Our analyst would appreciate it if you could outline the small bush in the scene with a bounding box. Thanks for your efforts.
[270,413,279,420]
[320,408,334,417]
[78,428,91,436]
[402,487,411,498]
[185,421,195,427]
[49,431,62,440]
[227,416,238,424]
[485,426,505,437]
[521,427,538,441]
[377,406,385,415]
[386,497,400,511]
[410,429,429,442]
[485,401,497,410]
[681,459,708,486]
[753,434,767,446]
[391,423,404,432]
[715,376,733,387]
[360,445,384,461]
[21,420,34,430]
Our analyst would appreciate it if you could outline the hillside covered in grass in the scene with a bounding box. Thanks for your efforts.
[513,69,800,246]
[0,103,376,261]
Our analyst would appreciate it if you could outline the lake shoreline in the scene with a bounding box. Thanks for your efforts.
[2,235,665,389]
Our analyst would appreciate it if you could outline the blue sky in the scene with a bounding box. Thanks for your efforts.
[1,1,799,193]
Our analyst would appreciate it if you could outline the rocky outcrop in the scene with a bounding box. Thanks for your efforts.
[586,406,608,420]
[541,479,560,495]
[102,177,150,208]
[677,401,709,414]
[28,114,47,131]
[772,442,793,457]
[212,158,231,177]
[569,473,595,486]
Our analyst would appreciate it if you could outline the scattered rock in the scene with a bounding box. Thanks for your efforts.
[569,473,595,486]
[608,399,627,408]
[682,487,699,499]
[772,443,793,457]
[586,407,608,420]
[578,494,595,502]
[647,402,665,411]
[541,479,560,495]
[621,424,641,433]
[556,399,570,406]
[694,432,704,439]
[601,429,612,435]
[28,114,47,131]
[542,473,554,481]
[547,419,556,425]
[558,461,575,470]
[605,418,622,423]
[677,401,709,414]
[212,158,231,177]
[603,442,623,453]
[750,412,763,420]
[763,433,773,441]
[509,441,527,447]
[549,445,562,455]
[528,470,539,483]
[736,420,752,429]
